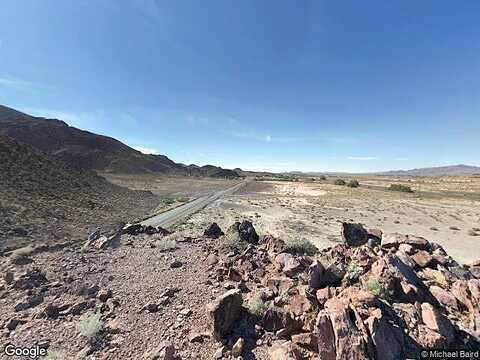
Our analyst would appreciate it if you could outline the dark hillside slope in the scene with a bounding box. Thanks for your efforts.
[0,135,159,251]
[0,105,238,177]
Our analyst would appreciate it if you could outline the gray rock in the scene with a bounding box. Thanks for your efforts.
[206,289,243,340]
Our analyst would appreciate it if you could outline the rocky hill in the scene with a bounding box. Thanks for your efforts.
[0,105,239,178]
[1,221,478,359]
[0,135,159,251]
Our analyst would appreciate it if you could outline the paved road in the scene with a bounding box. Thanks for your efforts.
[141,180,249,228]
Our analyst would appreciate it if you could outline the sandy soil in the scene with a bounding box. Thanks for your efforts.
[180,179,480,264]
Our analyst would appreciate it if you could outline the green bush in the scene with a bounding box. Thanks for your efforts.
[346,264,363,281]
[155,238,177,251]
[161,197,176,206]
[248,294,270,317]
[284,238,318,256]
[79,312,103,338]
[388,184,414,193]
[347,179,360,188]
[363,279,392,301]
[318,175,327,181]
[334,179,346,186]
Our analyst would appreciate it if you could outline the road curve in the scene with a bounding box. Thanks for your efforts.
[141,180,249,228]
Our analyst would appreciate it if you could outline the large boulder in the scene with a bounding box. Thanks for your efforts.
[420,303,455,345]
[262,235,286,254]
[341,223,368,247]
[268,341,304,360]
[238,220,259,244]
[206,289,243,340]
[308,261,325,289]
[366,309,405,360]
[275,253,303,277]
[204,223,224,239]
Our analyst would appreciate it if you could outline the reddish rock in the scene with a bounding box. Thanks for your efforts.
[291,332,318,351]
[341,287,378,308]
[263,235,286,254]
[286,293,313,316]
[411,251,434,268]
[398,243,413,255]
[308,261,325,289]
[366,310,405,360]
[275,253,302,277]
[430,286,459,311]
[266,277,295,296]
[381,233,408,249]
[316,287,334,306]
[421,303,455,345]
[315,311,336,360]
[416,325,448,348]
[327,302,369,360]
[268,341,304,360]
[400,281,419,303]
[403,236,430,251]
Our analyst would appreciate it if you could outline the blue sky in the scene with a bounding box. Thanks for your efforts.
[0,0,479,172]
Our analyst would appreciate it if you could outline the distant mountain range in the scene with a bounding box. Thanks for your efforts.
[289,164,480,177]
[374,164,480,176]
[0,105,239,178]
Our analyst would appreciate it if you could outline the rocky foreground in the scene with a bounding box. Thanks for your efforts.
[1,221,479,359]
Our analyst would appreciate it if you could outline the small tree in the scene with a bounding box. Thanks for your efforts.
[388,184,414,193]
[334,179,346,186]
[347,179,359,188]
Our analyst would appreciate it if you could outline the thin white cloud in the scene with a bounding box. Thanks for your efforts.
[348,156,378,161]
[229,130,314,143]
[0,77,43,92]
[186,115,211,126]
[131,146,159,155]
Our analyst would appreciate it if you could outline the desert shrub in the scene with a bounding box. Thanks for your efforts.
[155,238,177,251]
[248,294,270,317]
[346,264,363,281]
[12,246,35,257]
[334,179,346,186]
[449,226,460,231]
[347,179,360,188]
[161,197,176,206]
[363,279,392,301]
[388,184,414,193]
[45,350,66,360]
[430,226,439,231]
[318,175,327,181]
[473,227,480,232]
[79,312,103,338]
[284,238,318,256]
[176,196,189,203]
